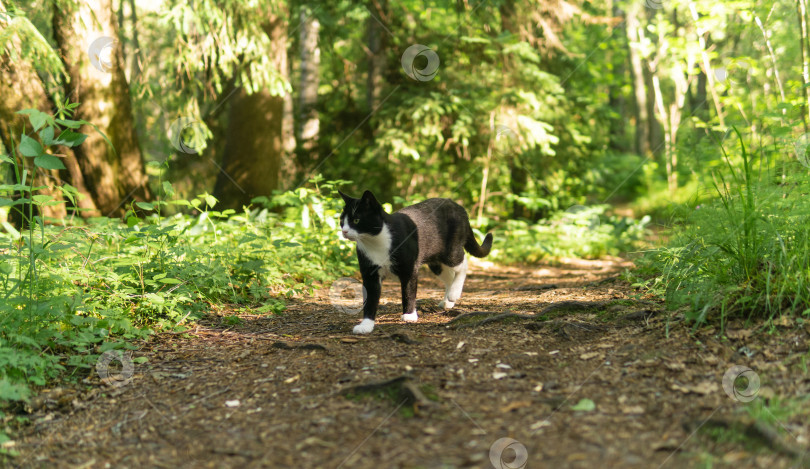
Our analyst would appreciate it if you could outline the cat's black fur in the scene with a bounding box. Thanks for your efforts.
[338,190,493,334]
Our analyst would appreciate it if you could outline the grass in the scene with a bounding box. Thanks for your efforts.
[633,129,810,327]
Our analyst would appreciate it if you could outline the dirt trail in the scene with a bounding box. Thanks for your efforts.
[8,259,810,468]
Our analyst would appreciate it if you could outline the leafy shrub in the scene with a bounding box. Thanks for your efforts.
[490,205,650,263]
[0,110,356,409]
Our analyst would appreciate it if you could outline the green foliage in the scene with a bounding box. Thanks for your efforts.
[0,112,355,409]
[491,205,650,263]
[635,131,810,325]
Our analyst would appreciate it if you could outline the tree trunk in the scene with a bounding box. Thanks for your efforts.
[0,6,97,222]
[213,9,289,209]
[625,4,650,157]
[608,5,628,152]
[799,0,810,132]
[366,0,389,111]
[127,0,142,82]
[499,0,529,218]
[52,0,151,217]
[296,8,321,171]
[693,70,708,121]
[689,2,725,127]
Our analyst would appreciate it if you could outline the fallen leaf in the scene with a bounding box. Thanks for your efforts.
[774,316,793,327]
[294,437,336,450]
[530,420,551,431]
[492,371,508,380]
[570,398,596,412]
[579,352,602,360]
[284,375,300,384]
[670,381,718,395]
[340,338,359,344]
[500,401,532,413]
[726,329,752,339]
[723,451,752,463]
[621,405,645,414]
[225,400,240,408]
[652,439,682,452]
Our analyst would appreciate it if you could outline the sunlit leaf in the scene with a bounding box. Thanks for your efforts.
[19,134,43,157]
[34,154,66,170]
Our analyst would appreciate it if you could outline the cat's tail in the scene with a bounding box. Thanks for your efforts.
[464,227,493,258]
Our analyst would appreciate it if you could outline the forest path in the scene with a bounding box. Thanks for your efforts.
[11,259,809,468]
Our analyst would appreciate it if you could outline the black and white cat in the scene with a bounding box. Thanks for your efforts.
[338,190,493,334]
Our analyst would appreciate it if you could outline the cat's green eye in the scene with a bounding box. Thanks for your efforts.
[352,218,360,224]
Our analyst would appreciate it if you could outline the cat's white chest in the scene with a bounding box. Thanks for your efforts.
[357,225,393,275]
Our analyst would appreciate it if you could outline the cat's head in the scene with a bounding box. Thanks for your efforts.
[338,190,385,241]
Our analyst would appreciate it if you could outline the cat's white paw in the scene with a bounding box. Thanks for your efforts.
[402,311,419,322]
[439,299,455,309]
[353,318,375,334]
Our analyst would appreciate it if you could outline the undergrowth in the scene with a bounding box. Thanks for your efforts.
[633,129,810,327]
[490,205,650,263]
[0,107,356,433]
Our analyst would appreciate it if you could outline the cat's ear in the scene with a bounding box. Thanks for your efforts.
[338,190,352,204]
[360,190,382,210]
